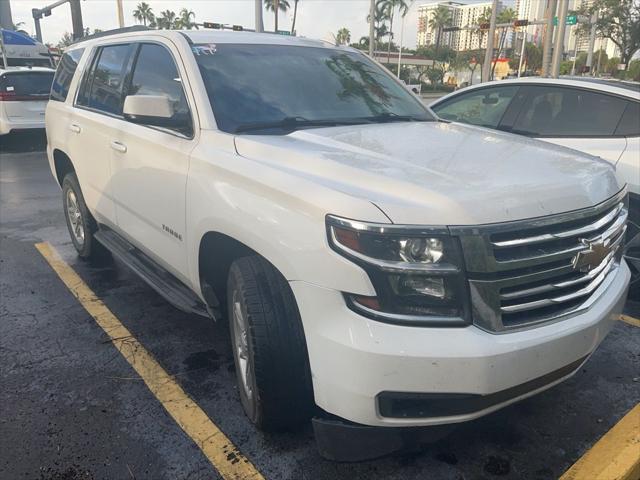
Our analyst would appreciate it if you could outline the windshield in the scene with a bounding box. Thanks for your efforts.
[193,43,434,134]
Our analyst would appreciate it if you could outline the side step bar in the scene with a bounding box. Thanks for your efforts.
[94,228,211,319]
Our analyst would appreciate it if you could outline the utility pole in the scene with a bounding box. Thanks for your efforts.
[517,30,527,77]
[369,0,375,57]
[116,0,124,28]
[550,0,568,78]
[481,0,499,83]
[397,13,405,77]
[0,0,14,30]
[541,0,557,77]
[255,0,264,33]
[69,0,83,39]
[585,11,597,75]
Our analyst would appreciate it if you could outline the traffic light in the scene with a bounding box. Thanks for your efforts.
[442,26,460,32]
[232,25,243,31]
[513,19,529,27]
[203,22,222,29]
[479,23,490,30]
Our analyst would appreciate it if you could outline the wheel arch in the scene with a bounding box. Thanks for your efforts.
[53,149,75,187]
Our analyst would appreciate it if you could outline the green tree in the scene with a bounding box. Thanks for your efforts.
[428,5,453,55]
[176,8,197,29]
[133,2,155,27]
[627,59,640,80]
[490,8,517,79]
[264,0,290,33]
[579,0,640,68]
[335,28,351,46]
[290,0,300,34]
[156,10,177,29]
[377,0,410,64]
[57,32,74,48]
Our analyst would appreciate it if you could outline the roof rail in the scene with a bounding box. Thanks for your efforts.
[71,26,151,45]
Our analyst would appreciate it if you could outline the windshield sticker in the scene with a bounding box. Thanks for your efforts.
[192,44,217,56]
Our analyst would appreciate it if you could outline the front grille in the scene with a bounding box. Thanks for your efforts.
[453,190,628,332]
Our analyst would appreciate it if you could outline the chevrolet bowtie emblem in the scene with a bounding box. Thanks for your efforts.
[573,238,610,272]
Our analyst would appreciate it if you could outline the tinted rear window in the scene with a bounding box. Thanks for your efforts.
[51,48,84,102]
[0,71,54,96]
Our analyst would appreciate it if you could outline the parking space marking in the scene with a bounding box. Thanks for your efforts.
[619,314,640,328]
[35,242,264,480]
[559,403,640,480]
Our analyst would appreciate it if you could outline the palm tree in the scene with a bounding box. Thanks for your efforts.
[490,7,516,79]
[177,8,197,30]
[133,2,154,27]
[377,0,409,64]
[428,5,452,56]
[156,10,177,29]
[335,28,351,46]
[366,3,390,54]
[290,0,300,35]
[264,0,290,33]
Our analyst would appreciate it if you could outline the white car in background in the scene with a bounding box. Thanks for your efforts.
[0,67,55,135]
[430,77,640,295]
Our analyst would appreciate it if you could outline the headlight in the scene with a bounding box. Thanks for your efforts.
[327,215,470,326]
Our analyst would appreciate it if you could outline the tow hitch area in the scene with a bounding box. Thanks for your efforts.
[312,416,454,462]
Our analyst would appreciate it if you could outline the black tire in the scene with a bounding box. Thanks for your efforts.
[227,256,314,431]
[62,172,105,260]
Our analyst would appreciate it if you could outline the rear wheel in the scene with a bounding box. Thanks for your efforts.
[227,256,314,431]
[62,172,105,260]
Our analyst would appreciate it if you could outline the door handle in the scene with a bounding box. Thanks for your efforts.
[110,141,127,153]
[69,124,81,134]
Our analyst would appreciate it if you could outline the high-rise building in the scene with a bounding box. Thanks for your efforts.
[514,0,548,46]
[416,0,504,51]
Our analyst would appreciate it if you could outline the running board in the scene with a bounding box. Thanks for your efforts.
[94,228,211,319]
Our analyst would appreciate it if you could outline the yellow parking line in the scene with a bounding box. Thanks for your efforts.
[619,315,640,328]
[559,403,640,480]
[35,242,264,480]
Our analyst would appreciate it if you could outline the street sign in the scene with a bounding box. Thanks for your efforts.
[276,30,291,36]
[553,14,577,26]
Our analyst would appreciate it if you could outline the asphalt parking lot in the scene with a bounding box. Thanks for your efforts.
[1,131,639,480]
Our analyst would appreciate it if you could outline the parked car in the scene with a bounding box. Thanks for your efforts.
[46,29,630,460]
[0,66,54,135]
[430,77,639,297]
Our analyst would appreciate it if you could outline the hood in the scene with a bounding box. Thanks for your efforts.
[234,121,621,225]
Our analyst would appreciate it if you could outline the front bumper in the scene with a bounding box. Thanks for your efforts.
[291,260,629,428]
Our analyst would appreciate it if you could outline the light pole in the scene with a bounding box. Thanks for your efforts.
[116,0,124,28]
[481,0,499,83]
[255,0,264,33]
[585,11,597,75]
[550,0,568,78]
[517,29,526,77]
[369,0,375,57]
[541,0,557,77]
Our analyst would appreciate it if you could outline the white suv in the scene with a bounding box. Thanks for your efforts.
[0,67,54,135]
[46,29,630,460]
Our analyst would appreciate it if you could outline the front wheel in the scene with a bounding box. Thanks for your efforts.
[227,256,314,431]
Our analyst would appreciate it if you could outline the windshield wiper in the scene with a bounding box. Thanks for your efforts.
[364,112,433,123]
[234,116,362,134]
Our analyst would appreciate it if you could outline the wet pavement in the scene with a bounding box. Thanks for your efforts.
[1,131,638,480]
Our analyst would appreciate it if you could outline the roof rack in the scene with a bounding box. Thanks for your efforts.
[71,26,151,45]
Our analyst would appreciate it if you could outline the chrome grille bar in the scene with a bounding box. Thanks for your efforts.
[492,202,624,249]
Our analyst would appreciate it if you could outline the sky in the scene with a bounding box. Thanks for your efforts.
[6,0,510,49]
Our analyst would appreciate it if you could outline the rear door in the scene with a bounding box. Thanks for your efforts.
[509,85,629,165]
[0,70,54,124]
[68,43,136,227]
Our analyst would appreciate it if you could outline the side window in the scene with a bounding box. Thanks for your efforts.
[512,86,628,137]
[78,44,134,115]
[431,86,519,129]
[127,43,192,136]
[615,101,640,137]
[50,48,84,102]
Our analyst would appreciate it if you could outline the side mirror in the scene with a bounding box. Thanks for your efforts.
[123,95,188,131]
[482,95,499,105]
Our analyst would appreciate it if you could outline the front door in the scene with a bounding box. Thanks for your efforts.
[109,40,196,283]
